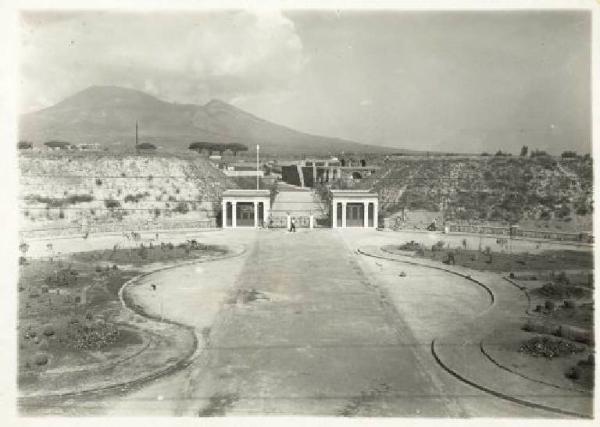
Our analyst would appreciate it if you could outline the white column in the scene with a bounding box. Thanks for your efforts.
[363,201,369,228]
[341,202,347,228]
[287,214,291,231]
[253,201,258,228]
[332,201,337,228]
[232,201,237,228]
[263,199,270,226]
[222,201,227,228]
[309,214,314,229]
[373,201,378,228]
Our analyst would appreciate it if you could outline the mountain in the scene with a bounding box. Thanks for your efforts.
[19,86,400,155]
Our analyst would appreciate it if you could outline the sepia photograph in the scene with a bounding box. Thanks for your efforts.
[3,0,597,421]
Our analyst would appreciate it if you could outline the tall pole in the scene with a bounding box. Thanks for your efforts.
[256,144,260,190]
[135,121,138,147]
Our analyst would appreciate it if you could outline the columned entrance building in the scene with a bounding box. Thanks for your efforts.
[222,189,271,228]
[331,190,378,228]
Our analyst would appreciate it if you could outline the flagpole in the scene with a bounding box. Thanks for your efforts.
[256,144,260,190]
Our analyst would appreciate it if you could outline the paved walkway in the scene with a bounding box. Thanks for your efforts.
[21,228,586,416]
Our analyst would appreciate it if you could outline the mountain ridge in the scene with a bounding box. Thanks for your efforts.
[19,86,404,155]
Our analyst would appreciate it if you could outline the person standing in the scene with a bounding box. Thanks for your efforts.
[290,217,296,232]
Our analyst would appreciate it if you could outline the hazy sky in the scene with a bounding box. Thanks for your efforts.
[20,9,591,154]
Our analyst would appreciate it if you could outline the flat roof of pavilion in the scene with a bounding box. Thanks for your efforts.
[331,190,378,198]
[222,189,270,198]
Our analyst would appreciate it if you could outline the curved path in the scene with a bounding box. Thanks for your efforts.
[19,228,589,416]
[355,244,591,418]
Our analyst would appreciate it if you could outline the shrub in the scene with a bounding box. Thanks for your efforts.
[42,324,55,336]
[556,271,570,285]
[66,194,93,204]
[431,240,445,252]
[564,300,576,309]
[545,300,556,311]
[174,202,190,214]
[566,366,581,380]
[65,320,120,350]
[95,178,103,186]
[33,352,49,366]
[138,245,148,259]
[104,199,121,209]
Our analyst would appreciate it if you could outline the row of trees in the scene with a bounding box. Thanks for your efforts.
[484,146,590,159]
[189,142,248,156]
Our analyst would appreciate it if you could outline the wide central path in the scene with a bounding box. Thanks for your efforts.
[94,228,554,417]
[179,229,461,416]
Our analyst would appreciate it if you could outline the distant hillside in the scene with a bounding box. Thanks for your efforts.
[19,86,402,155]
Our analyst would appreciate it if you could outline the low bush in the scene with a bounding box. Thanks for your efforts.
[64,320,120,350]
[174,201,190,214]
[431,240,445,252]
[33,352,49,366]
[519,335,585,358]
[545,300,556,311]
[398,241,422,251]
[45,267,78,287]
[104,199,121,209]
[42,324,55,336]
[565,366,581,380]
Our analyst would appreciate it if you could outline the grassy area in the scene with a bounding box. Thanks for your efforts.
[383,241,593,272]
[18,241,226,393]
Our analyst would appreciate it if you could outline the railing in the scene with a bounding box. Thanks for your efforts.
[385,217,592,243]
[446,224,592,243]
[268,216,311,228]
[19,218,218,239]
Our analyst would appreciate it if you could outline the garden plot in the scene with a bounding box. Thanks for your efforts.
[18,240,227,399]
[485,270,595,392]
[383,241,593,273]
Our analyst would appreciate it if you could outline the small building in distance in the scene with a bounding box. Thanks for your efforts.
[331,190,378,228]
[222,189,271,228]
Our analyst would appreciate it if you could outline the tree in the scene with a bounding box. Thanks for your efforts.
[520,145,529,157]
[136,142,156,150]
[44,140,73,149]
[189,142,210,153]
[530,149,548,157]
[225,143,248,156]
[18,141,33,150]
[561,150,578,159]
